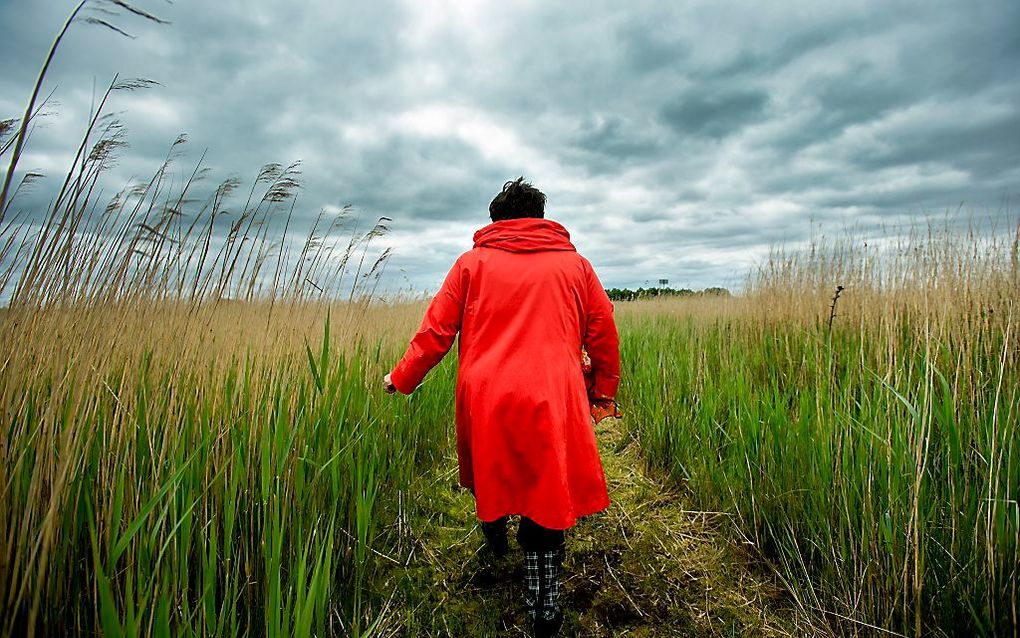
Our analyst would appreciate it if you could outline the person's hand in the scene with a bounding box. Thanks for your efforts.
[383,373,396,395]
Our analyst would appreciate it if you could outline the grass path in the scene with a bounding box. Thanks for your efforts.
[379,419,822,636]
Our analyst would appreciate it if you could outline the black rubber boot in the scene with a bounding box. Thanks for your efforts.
[480,516,510,558]
[534,611,564,638]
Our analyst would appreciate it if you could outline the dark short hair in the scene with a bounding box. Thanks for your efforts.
[488,177,546,221]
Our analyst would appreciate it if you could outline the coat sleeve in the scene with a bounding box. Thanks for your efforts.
[582,259,620,400]
[389,257,466,394]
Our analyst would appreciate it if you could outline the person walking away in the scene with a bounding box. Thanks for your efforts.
[383,177,620,637]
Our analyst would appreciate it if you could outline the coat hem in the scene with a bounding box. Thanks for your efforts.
[476,496,611,531]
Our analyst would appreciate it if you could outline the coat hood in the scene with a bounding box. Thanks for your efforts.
[472,218,576,253]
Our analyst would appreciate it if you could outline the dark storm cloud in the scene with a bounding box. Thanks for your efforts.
[660,89,771,139]
[849,110,1020,177]
[617,20,690,73]
[573,115,661,159]
[322,134,500,222]
[1,0,1018,293]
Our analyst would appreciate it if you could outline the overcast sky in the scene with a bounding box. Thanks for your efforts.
[1,0,1018,292]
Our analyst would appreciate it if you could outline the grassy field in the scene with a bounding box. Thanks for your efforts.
[2,222,1017,637]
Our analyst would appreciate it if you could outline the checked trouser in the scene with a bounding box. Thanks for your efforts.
[523,544,565,623]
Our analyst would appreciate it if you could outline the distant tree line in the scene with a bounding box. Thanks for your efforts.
[604,286,731,301]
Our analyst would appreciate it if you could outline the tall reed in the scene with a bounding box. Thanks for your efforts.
[621,219,1019,636]
[1,296,460,636]
[0,7,449,631]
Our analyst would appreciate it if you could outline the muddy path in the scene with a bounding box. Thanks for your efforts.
[378,420,822,636]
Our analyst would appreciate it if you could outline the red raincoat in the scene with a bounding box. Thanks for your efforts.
[389,217,620,530]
